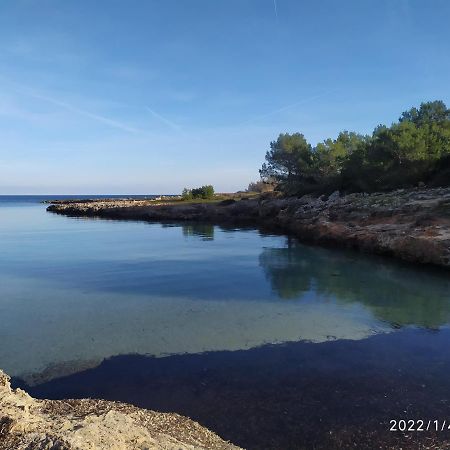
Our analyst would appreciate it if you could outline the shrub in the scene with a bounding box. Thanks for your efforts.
[182,185,215,200]
[247,180,276,193]
[181,188,193,200]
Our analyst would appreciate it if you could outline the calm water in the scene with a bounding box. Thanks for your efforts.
[1,196,450,449]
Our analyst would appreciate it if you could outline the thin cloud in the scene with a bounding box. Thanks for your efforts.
[1,78,140,133]
[240,90,337,125]
[146,107,182,132]
[273,0,278,19]
[27,91,140,133]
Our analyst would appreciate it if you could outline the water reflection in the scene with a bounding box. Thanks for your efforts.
[259,238,450,328]
[2,202,450,383]
[182,223,215,240]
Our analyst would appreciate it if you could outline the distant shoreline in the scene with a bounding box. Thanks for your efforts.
[47,187,450,269]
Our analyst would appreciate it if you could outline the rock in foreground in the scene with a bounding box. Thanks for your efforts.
[0,370,240,450]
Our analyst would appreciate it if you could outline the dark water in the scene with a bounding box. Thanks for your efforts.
[1,196,450,449]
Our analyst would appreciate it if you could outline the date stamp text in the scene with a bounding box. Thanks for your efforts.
[390,419,450,432]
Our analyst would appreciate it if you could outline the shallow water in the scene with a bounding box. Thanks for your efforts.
[1,196,450,448]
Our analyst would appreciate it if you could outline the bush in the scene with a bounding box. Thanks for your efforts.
[181,188,193,200]
[182,185,215,200]
[247,180,276,193]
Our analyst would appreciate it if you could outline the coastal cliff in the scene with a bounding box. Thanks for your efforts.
[0,370,240,450]
[47,188,450,269]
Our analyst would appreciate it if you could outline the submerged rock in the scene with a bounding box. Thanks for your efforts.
[0,370,240,450]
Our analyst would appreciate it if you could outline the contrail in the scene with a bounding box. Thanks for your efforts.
[240,89,337,126]
[8,81,140,133]
[273,0,278,19]
[146,106,181,132]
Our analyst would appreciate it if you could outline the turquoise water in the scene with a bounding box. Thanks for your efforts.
[0,196,449,383]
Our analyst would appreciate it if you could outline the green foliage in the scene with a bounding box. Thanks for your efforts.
[399,100,449,125]
[181,188,193,200]
[259,133,317,194]
[182,185,215,200]
[261,101,450,195]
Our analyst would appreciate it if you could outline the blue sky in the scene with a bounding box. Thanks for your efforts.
[0,0,449,194]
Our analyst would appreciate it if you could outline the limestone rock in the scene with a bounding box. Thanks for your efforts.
[0,370,240,450]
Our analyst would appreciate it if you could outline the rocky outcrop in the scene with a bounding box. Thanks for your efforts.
[0,370,240,450]
[47,188,450,268]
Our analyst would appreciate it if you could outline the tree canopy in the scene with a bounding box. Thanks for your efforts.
[260,101,450,195]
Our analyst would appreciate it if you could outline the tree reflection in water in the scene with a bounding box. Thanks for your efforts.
[259,237,450,329]
[182,223,215,241]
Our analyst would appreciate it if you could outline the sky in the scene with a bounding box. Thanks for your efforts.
[0,0,449,194]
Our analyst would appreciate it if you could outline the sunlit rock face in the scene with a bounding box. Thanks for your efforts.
[0,369,241,450]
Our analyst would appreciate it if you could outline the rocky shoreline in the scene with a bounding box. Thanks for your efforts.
[47,188,450,269]
[0,370,240,450]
